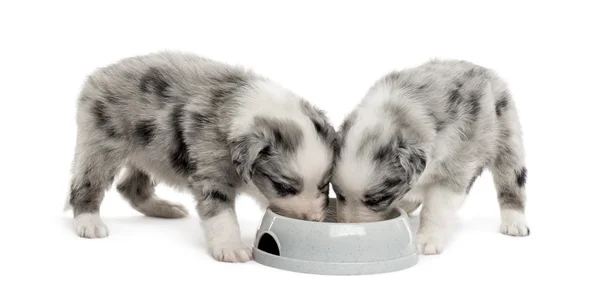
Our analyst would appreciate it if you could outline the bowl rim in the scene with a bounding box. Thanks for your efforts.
[263,198,408,226]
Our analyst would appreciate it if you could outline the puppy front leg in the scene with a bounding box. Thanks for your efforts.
[396,185,426,215]
[417,185,466,255]
[192,180,251,262]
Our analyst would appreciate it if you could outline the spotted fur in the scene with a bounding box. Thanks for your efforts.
[332,59,529,254]
[66,51,337,262]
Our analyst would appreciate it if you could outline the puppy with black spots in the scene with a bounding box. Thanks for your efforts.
[332,59,529,255]
[65,51,337,262]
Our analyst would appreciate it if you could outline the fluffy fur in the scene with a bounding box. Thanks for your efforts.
[66,51,337,262]
[332,59,529,254]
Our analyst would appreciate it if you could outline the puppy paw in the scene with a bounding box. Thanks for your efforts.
[210,242,253,263]
[500,223,529,237]
[74,213,109,238]
[135,198,188,218]
[417,232,445,255]
[500,209,530,237]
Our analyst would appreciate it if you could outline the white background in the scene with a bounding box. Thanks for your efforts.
[1,1,598,297]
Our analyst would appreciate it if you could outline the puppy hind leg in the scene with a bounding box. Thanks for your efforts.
[69,146,122,239]
[491,148,529,237]
[116,166,188,218]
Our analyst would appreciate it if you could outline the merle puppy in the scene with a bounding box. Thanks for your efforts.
[332,59,529,255]
[65,52,337,262]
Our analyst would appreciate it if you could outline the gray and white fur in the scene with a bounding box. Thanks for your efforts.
[65,51,337,262]
[332,59,529,255]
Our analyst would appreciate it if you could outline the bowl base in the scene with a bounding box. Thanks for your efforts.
[252,247,419,275]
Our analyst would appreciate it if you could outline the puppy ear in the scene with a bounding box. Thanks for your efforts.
[333,133,341,160]
[394,142,427,185]
[299,100,337,149]
[229,133,270,183]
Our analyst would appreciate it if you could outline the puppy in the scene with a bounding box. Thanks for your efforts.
[65,51,337,262]
[332,59,529,255]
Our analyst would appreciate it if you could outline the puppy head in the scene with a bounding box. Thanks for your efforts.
[332,125,427,223]
[230,103,337,221]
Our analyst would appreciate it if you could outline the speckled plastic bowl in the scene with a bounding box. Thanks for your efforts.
[252,198,418,275]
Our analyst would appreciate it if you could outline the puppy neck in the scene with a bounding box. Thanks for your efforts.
[352,84,435,156]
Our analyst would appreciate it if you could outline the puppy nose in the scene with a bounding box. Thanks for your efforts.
[336,216,352,223]
[301,214,324,222]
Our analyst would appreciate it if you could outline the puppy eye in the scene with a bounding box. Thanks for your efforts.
[364,198,380,207]
[261,173,298,197]
[271,181,298,196]
[336,194,346,202]
[318,183,329,194]
[363,194,394,208]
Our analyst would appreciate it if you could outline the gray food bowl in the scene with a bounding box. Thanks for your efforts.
[252,198,418,275]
